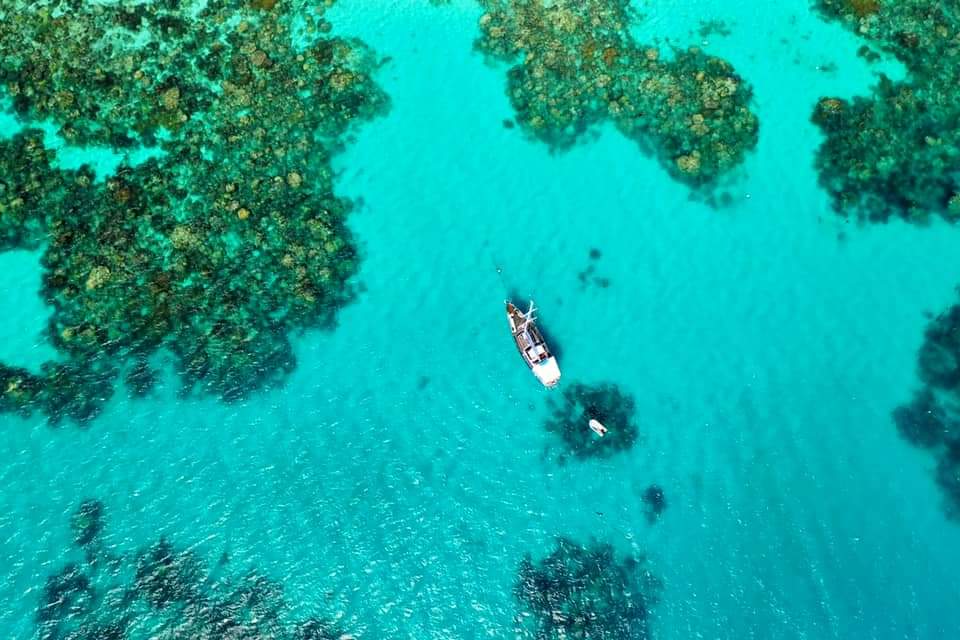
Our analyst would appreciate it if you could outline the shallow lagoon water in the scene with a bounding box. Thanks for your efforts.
[1,1,960,638]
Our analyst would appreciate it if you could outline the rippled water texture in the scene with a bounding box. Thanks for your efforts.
[2,1,960,639]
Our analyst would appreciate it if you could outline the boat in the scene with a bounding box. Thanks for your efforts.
[506,300,561,388]
[588,419,607,437]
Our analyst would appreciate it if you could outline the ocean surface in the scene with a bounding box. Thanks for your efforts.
[2,1,960,638]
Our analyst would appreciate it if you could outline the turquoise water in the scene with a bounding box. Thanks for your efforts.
[2,1,960,638]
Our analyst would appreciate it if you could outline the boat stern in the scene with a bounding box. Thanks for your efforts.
[532,356,561,388]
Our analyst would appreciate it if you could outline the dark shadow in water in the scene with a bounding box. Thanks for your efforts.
[505,288,528,307]
[641,485,667,524]
[543,382,639,460]
[576,249,613,291]
[894,292,960,522]
[37,500,357,640]
[514,537,661,640]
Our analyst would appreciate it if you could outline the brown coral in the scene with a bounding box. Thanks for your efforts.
[475,0,758,189]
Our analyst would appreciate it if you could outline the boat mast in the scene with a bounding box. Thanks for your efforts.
[521,300,537,329]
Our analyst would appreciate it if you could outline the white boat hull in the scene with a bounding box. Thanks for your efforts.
[532,356,561,388]
[506,300,561,388]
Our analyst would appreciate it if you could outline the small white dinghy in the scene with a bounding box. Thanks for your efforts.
[588,419,608,437]
[506,300,561,388]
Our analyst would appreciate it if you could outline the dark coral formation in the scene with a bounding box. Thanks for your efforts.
[0,358,114,426]
[38,563,95,640]
[0,130,81,250]
[811,0,960,223]
[0,0,389,423]
[578,248,611,290]
[641,485,666,524]
[697,20,733,39]
[0,0,384,150]
[893,292,960,520]
[0,363,45,418]
[71,499,105,548]
[38,500,353,640]
[544,382,639,459]
[134,538,205,609]
[475,0,758,189]
[515,537,661,640]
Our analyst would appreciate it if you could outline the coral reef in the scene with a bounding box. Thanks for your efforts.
[641,485,666,524]
[514,537,661,640]
[134,538,205,609]
[544,382,639,459]
[893,291,960,520]
[38,563,95,640]
[0,363,44,418]
[0,130,84,250]
[811,0,960,223]
[0,0,389,423]
[475,0,758,189]
[0,0,382,150]
[0,356,115,426]
[37,500,354,640]
[577,248,611,290]
[698,20,733,39]
[124,358,158,397]
[70,499,105,548]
